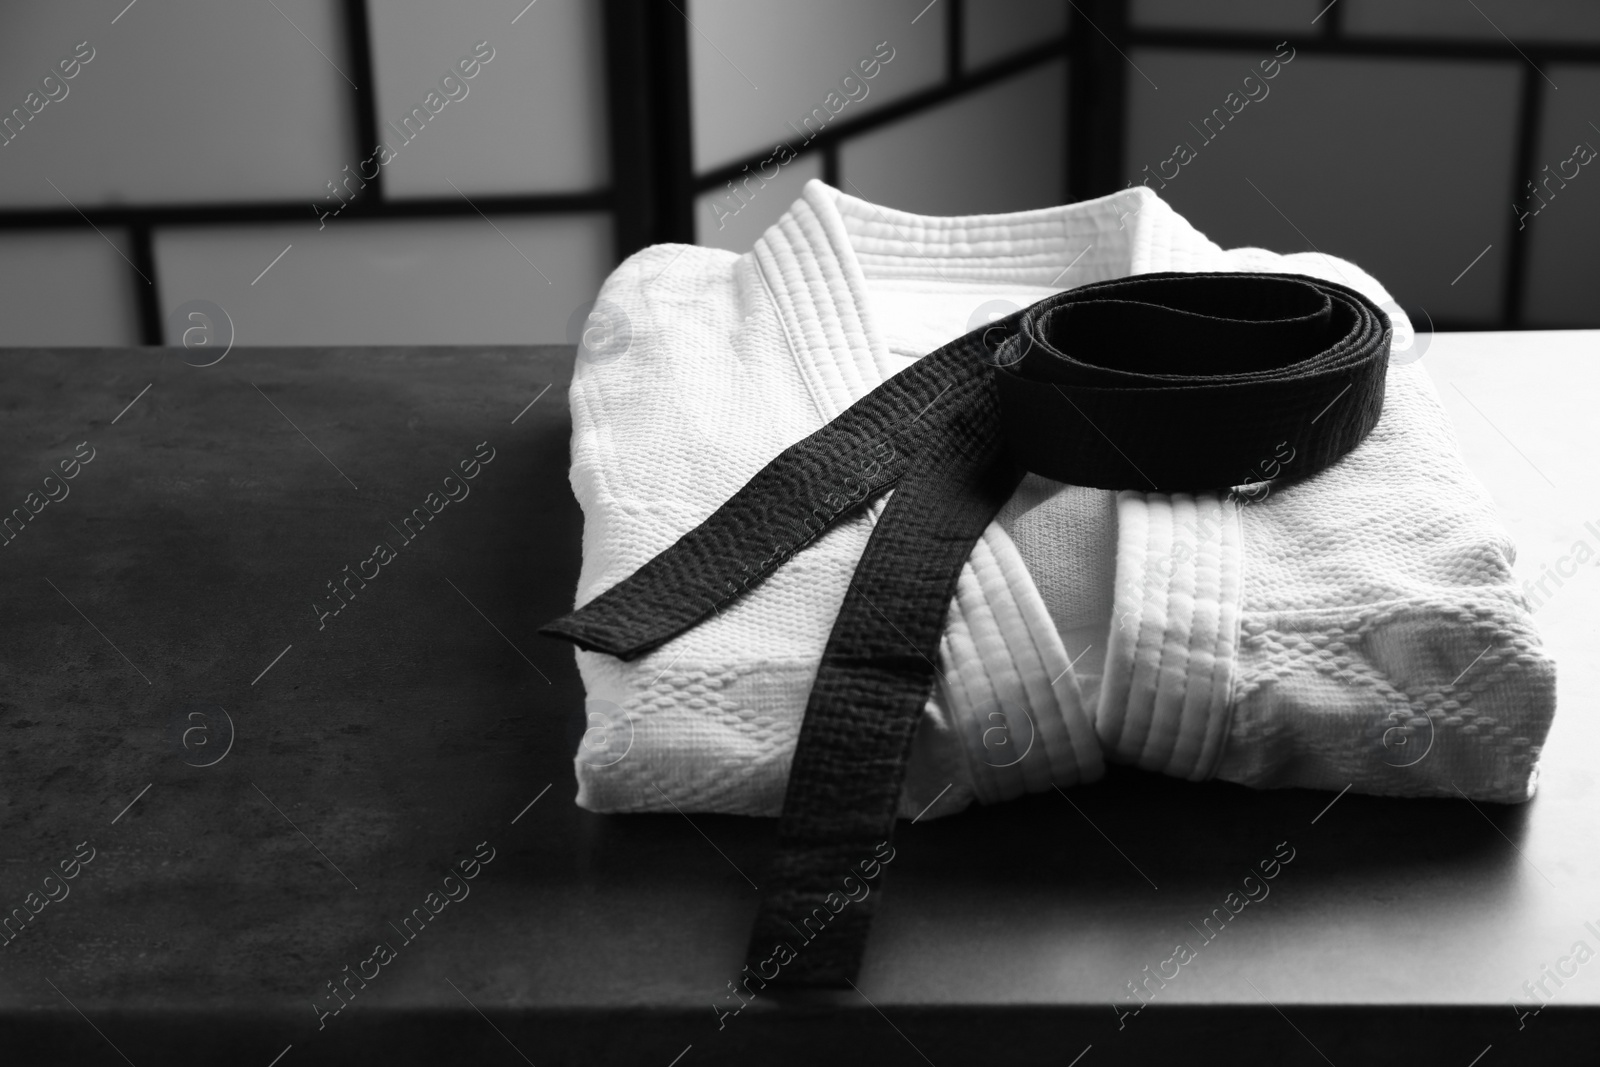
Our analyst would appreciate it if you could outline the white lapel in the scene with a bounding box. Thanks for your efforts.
[749,179,1246,790]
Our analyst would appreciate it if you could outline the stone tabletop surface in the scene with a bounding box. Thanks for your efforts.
[0,332,1596,1065]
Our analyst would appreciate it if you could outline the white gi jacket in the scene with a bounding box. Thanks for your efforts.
[562,179,1556,818]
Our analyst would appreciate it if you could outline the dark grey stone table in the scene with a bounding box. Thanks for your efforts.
[1,339,1595,1065]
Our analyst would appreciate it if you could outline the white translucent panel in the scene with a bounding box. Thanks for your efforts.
[696,152,825,253]
[0,229,140,345]
[1131,0,1322,32]
[964,0,1068,70]
[1344,0,1600,42]
[687,0,946,173]
[838,61,1065,217]
[367,0,608,198]
[153,215,612,346]
[0,1,355,208]
[1522,67,1600,326]
[1124,50,1518,323]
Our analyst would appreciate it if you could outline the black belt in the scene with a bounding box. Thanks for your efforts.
[542,271,1390,985]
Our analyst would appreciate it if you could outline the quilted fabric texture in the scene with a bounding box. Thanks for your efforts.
[561,180,1556,817]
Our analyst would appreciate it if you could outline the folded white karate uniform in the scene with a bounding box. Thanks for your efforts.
[562,179,1556,818]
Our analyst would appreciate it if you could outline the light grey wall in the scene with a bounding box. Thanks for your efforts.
[1342,0,1600,41]
[696,151,824,253]
[154,215,611,347]
[686,0,947,173]
[0,0,611,347]
[965,0,1068,69]
[368,0,609,198]
[0,1,356,208]
[0,229,142,345]
[1132,0,1319,33]
[0,0,1595,345]
[840,60,1066,217]
[1522,65,1600,327]
[1123,49,1521,324]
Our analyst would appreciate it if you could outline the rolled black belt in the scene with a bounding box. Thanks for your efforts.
[543,271,1391,986]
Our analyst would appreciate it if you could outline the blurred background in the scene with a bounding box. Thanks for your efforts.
[0,0,1595,348]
